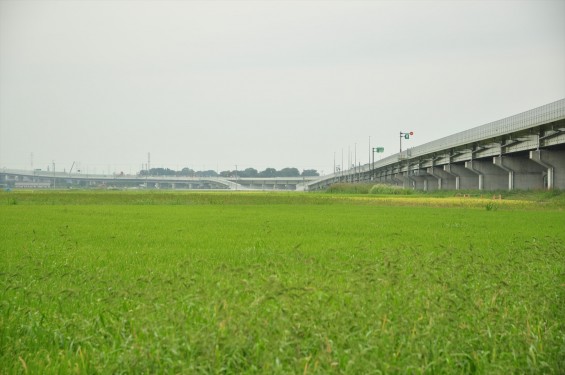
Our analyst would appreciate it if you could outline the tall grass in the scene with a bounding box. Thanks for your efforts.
[325,183,374,194]
[369,183,413,195]
[0,191,564,373]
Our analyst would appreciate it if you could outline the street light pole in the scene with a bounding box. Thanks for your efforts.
[369,136,371,178]
[354,143,357,182]
[400,132,403,153]
[399,131,414,153]
[341,148,344,182]
[372,147,375,180]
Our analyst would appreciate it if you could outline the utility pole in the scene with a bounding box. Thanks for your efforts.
[354,143,357,169]
[368,136,371,178]
[372,147,375,180]
[354,143,357,182]
[348,146,351,182]
[372,146,384,180]
[341,148,344,180]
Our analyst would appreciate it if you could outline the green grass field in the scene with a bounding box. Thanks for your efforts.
[1,190,564,373]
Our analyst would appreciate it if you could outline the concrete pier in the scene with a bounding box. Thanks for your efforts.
[444,164,479,190]
[427,166,457,190]
[465,160,508,190]
[493,155,545,190]
[530,149,565,189]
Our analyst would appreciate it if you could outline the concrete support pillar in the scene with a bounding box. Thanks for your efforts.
[493,155,545,190]
[373,173,381,183]
[410,175,426,190]
[530,150,565,189]
[465,160,507,190]
[426,175,439,190]
[427,167,457,190]
[410,173,434,190]
[400,173,416,189]
[392,175,403,186]
[443,164,478,190]
[384,171,396,184]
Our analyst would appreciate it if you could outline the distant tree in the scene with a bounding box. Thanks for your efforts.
[241,168,258,178]
[278,167,300,177]
[195,170,218,177]
[301,169,319,177]
[149,168,176,176]
[220,170,238,178]
[178,167,195,177]
[138,166,317,178]
[258,168,277,177]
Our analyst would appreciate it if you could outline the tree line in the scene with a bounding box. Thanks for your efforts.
[138,167,319,178]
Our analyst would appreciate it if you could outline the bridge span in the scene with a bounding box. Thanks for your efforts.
[0,169,318,191]
[308,99,565,191]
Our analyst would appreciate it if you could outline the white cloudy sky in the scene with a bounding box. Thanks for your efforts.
[1,0,564,175]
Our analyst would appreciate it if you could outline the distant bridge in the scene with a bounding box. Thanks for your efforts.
[3,99,564,192]
[0,169,318,191]
[308,99,565,191]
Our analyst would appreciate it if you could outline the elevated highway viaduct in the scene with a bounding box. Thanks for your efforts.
[2,99,563,192]
[308,99,565,191]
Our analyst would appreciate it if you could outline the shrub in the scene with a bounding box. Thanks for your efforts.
[326,183,374,194]
[369,184,413,195]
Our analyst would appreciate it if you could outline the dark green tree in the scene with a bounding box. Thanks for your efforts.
[195,170,218,177]
[258,168,277,177]
[178,168,195,177]
[278,167,300,177]
[301,169,319,177]
[241,168,258,178]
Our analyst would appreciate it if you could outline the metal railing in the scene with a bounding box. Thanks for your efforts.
[401,98,565,160]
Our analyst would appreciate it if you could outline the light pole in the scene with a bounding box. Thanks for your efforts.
[341,149,344,182]
[399,131,414,153]
[372,147,384,180]
[354,142,357,182]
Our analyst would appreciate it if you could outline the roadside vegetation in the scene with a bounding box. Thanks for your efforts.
[326,183,565,208]
[1,189,564,373]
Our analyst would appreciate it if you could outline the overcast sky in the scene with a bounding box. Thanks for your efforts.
[1,0,564,175]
